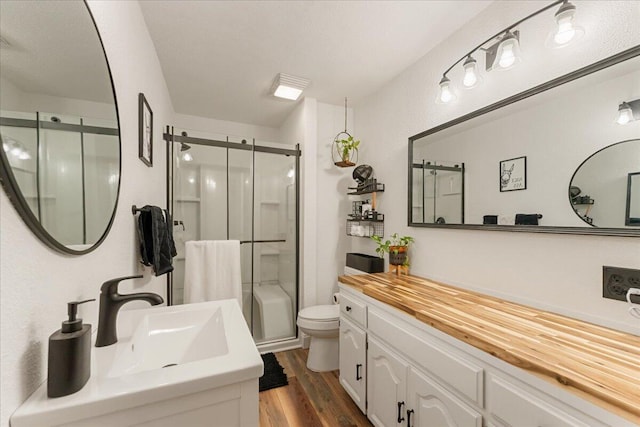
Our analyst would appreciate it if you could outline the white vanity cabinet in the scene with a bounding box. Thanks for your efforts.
[339,291,369,412]
[338,284,628,427]
[339,316,367,412]
[486,374,598,427]
[367,337,408,426]
[407,367,482,427]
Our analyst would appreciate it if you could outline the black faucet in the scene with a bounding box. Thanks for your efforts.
[95,275,164,347]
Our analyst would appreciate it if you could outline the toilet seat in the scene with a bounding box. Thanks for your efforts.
[297,305,339,331]
[298,304,339,321]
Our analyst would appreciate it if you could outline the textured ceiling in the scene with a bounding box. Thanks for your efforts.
[140,1,493,127]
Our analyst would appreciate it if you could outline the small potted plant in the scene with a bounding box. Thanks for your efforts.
[334,135,360,167]
[371,233,414,266]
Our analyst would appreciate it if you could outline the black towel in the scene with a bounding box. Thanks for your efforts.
[136,205,177,276]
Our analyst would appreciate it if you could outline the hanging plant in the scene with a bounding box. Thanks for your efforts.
[332,97,360,168]
[333,132,359,167]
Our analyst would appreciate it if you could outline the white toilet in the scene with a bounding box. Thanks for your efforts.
[297,304,340,372]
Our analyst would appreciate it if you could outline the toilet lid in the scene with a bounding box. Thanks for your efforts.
[299,304,339,321]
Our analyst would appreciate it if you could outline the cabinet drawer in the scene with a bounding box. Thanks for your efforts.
[340,292,367,328]
[368,308,483,407]
[487,375,595,427]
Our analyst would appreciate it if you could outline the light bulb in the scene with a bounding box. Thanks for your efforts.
[2,143,9,152]
[499,45,516,68]
[551,1,583,47]
[18,151,31,160]
[494,31,521,70]
[462,56,480,88]
[437,76,456,104]
[616,102,634,125]
[10,147,22,157]
[287,168,295,178]
[554,17,575,45]
[182,152,193,162]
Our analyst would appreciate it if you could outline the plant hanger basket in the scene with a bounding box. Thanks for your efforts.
[332,97,358,167]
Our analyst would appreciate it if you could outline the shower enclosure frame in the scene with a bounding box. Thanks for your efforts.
[164,126,301,342]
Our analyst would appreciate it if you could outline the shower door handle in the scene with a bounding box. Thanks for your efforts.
[356,364,362,381]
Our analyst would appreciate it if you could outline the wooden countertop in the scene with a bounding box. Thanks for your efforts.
[338,273,640,424]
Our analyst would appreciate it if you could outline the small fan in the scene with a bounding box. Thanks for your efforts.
[570,186,581,198]
[353,165,373,184]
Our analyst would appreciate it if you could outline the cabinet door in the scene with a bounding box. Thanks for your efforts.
[339,317,367,413]
[407,367,482,427]
[367,337,408,427]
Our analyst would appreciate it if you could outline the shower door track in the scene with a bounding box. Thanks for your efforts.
[164,132,301,157]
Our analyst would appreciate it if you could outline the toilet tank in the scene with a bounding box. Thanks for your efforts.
[345,253,384,274]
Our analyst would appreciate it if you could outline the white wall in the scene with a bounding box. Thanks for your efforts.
[315,102,355,304]
[352,0,640,334]
[280,98,318,309]
[174,112,280,143]
[0,1,174,425]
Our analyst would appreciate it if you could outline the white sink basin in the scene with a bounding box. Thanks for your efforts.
[106,303,229,377]
[11,299,263,427]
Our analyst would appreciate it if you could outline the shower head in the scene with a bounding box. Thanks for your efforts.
[180,143,191,152]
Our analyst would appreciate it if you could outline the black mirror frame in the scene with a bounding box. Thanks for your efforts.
[0,1,122,255]
[408,45,640,238]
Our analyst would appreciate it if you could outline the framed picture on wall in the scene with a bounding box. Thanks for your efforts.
[138,93,153,167]
[499,156,526,192]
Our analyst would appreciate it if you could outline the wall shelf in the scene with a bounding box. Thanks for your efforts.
[347,182,385,195]
[346,219,384,238]
[346,179,384,237]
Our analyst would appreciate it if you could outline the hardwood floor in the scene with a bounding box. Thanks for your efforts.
[259,348,372,427]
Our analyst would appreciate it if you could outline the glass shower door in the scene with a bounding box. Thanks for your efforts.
[251,150,297,344]
[169,129,300,346]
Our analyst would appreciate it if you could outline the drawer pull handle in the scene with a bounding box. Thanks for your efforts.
[397,401,405,423]
[356,364,362,381]
[346,306,352,312]
[407,409,414,427]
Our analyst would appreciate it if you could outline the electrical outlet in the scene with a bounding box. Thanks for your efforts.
[602,266,640,303]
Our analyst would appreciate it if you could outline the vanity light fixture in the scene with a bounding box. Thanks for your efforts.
[616,99,640,125]
[462,56,481,88]
[436,0,583,104]
[437,76,456,103]
[492,31,522,70]
[270,73,310,101]
[550,0,584,47]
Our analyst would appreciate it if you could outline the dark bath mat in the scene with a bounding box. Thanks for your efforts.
[259,352,288,392]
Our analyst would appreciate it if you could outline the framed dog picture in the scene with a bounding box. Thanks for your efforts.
[500,156,526,192]
[138,93,153,167]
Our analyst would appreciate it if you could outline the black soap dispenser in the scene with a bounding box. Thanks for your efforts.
[47,299,95,398]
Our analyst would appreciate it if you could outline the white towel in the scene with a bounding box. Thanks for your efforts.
[184,240,242,309]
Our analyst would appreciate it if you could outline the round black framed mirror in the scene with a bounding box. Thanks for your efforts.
[0,1,121,254]
[569,139,640,228]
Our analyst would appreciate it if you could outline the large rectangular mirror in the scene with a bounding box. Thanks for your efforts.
[409,47,640,237]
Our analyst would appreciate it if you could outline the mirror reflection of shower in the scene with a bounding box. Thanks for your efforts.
[168,128,300,347]
[412,160,465,224]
